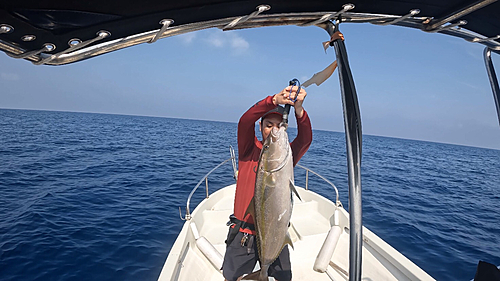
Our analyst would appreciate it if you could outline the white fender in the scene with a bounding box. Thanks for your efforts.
[190,222,223,270]
[196,236,223,270]
[313,225,342,273]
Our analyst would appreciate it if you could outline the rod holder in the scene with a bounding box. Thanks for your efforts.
[222,5,271,30]
[8,43,56,59]
[301,4,354,26]
[471,35,500,43]
[33,30,110,65]
[427,20,467,33]
[373,9,420,26]
[149,19,174,43]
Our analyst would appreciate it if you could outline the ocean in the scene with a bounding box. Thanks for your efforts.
[0,109,499,280]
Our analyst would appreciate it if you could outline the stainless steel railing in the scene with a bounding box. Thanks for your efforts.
[180,148,342,220]
[180,156,235,220]
[296,164,341,207]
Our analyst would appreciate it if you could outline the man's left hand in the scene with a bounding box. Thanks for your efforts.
[289,85,307,118]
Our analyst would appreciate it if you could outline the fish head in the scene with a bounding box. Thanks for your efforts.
[268,122,288,143]
[261,123,290,170]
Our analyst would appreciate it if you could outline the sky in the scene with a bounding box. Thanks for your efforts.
[1,23,500,150]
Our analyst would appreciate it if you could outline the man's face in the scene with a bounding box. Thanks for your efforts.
[260,114,282,141]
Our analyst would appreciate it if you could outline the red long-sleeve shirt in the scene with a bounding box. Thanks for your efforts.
[233,96,312,232]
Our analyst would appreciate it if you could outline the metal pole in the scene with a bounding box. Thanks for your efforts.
[425,0,497,31]
[305,170,309,190]
[205,177,209,198]
[484,47,500,126]
[323,20,363,281]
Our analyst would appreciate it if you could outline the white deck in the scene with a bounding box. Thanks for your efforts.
[158,184,435,281]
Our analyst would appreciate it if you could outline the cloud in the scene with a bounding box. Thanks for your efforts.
[207,32,225,47]
[458,81,481,90]
[230,34,249,50]
[174,29,249,54]
[465,44,484,60]
[1,72,20,81]
[178,32,197,44]
[205,30,249,54]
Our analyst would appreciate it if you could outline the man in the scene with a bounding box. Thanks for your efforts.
[222,85,312,281]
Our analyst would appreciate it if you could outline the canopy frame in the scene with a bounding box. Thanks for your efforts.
[2,3,500,65]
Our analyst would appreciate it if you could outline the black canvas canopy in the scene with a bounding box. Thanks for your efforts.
[1,0,500,65]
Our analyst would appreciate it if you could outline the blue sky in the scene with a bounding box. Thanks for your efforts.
[1,23,500,149]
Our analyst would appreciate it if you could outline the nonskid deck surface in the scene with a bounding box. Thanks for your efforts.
[161,185,433,281]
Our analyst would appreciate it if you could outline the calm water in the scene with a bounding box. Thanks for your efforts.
[1,109,499,280]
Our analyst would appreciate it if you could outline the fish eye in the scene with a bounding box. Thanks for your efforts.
[264,145,269,150]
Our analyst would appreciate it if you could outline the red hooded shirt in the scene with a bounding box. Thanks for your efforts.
[233,95,312,234]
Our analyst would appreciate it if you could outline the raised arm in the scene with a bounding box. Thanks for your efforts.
[289,85,312,165]
[238,96,276,160]
[291,110,312,166]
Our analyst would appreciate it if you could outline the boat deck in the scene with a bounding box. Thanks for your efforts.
[158,184,435,281]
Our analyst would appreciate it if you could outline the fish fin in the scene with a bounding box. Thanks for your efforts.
[289,179,302,201]
[243,197,255,219]
[285,232,294,250]
[241,270,261,280]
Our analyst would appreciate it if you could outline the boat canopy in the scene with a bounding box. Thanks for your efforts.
[1,0,500,65]
[2,2,499,281]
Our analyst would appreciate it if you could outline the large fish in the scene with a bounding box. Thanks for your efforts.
[243,123,301,281]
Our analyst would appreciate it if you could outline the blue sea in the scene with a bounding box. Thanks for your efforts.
[1,109,499,281]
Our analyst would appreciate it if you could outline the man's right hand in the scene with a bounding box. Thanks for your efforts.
[272,86,305,106]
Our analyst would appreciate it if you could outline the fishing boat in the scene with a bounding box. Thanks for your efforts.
[156,149,436,280]
[2,1,499,280]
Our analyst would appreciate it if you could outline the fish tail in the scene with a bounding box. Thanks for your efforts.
[241,265,269,281]
[259,266,269,281]
[241,270,261,280]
